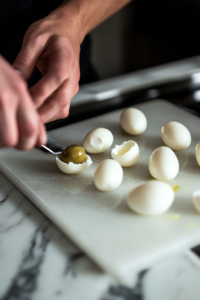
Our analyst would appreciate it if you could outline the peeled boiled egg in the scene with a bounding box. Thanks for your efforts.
[195,142,200,166]
[120,108,147,135]
[127,180,174,216]
[149,146,179,180]
[83,128,113,153]
[56,145,92,174]
[94,159,123,191]
[193,190,200,213]
[111,140,139,167]
[161,121,191,150]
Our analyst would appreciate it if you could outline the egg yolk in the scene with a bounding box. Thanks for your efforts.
[61,145,86,164]
[172,185,180,192]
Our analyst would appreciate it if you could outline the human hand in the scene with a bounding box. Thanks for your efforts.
[0,55,46,149]
[13,12,80,124]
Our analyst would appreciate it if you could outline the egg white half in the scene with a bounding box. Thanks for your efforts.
[56,154,92,174]
[111,140,139,167]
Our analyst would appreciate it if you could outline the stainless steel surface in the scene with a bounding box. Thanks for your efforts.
[46,55,200,132]
[72,56,200,106]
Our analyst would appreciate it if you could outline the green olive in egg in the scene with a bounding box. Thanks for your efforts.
[61,145,86,164]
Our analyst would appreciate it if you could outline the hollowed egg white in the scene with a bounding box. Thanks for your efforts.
[83,128,113,153]
[111,140,139,167]
[56,154,92,174]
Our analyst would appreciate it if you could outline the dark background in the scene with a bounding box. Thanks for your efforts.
[90,1,200,80]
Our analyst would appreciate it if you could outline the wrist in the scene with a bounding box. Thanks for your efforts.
[48,1,87,44]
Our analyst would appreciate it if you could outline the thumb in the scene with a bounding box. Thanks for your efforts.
[13,37,44,80]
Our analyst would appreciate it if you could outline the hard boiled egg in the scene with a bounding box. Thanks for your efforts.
[193,190,200,213]
[195,142,200,166]
[161,121,191,150]
[149,146,179,180]
[83,128,113,153]
[56,154,92,174]
[120,108,147,135]
[111,140,139,167]
[94,159,123,192]
[127,180,174,216]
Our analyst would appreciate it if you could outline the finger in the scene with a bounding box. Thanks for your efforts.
[30,56,72,108]
[0,96,18,148]
[49,83,79,122]
[16,100,40,150]
[48,84,79,122]
[13,35,45,80]
[38,79,78,123]
[36,122,47,147]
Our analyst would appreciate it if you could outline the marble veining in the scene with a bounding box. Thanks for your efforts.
[1,171,200,300]
[102,271,146,300]
[0,172,114,300]
[3,227,49,300]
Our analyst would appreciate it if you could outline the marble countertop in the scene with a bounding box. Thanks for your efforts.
[1,171,200,300]
[2,57,200,299]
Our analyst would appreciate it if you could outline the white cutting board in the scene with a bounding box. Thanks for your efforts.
[1,99,200,282]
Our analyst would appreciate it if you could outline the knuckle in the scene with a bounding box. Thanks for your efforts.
[24,32,44,50]
[24,28,37,43]
[54,35,67,48]
[32,35,44,49]
[59,106,69,119]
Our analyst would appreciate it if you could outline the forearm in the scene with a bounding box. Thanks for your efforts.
[49,0,132,43]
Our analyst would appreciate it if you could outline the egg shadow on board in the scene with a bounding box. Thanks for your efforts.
[83,183,124,211]
[114,130,147,152]
[123,160,152,183]
[190,134,200,146]
[89,151,111,165]
[143,135,165,152]
[131,135,146,151]
[114,197,136,216]
[57,171,93,195]
[171,194,197,216]
[110,126,147,148]
[103,121,121,135]
[175,150,200,177]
